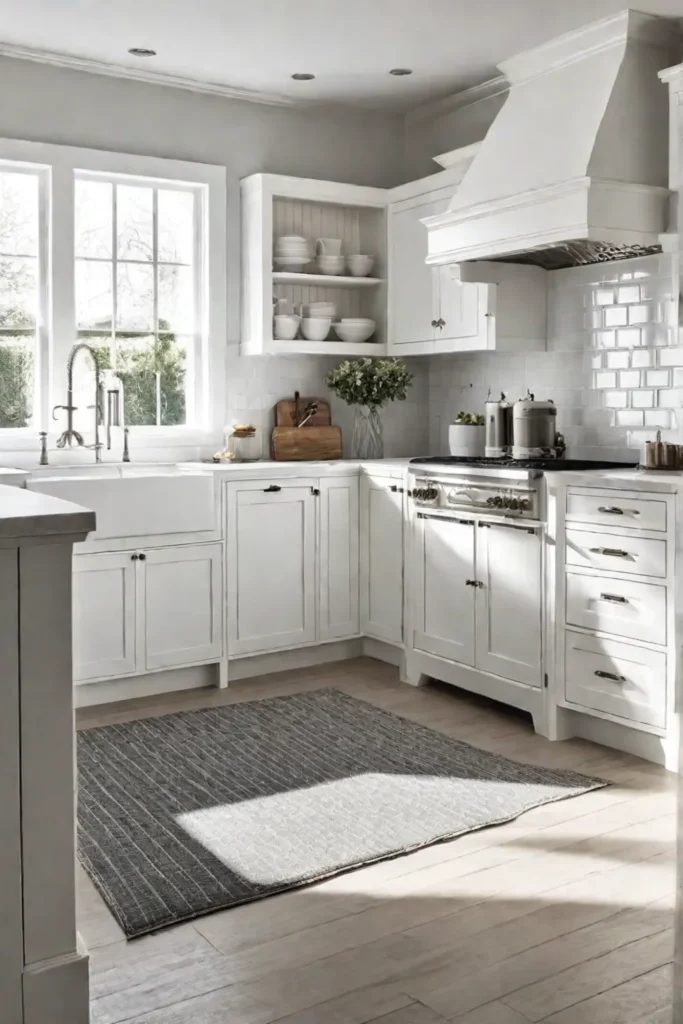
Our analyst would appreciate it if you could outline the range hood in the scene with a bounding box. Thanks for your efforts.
[423,10,678,270]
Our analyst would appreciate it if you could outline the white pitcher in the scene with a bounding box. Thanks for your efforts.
[316,237,343,256]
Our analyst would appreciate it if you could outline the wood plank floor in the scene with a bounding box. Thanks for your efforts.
[76,657,676,1024]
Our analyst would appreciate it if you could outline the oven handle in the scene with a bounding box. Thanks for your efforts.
[477,520,539,536]
[417,512,474,526]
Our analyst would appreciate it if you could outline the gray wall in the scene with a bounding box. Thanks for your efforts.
[0,56,433,458]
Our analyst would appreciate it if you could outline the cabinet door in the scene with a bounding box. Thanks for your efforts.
[73,552,136,682]
[412,514,475,665]
[319,476,360,641]
[475,523,542,686]
[144,543,223,671]
[389,198,440,349]
[360,474,404,644]
[227,481,317,655]
[437,266,489,349]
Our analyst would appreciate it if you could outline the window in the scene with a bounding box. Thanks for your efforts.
[0,138,226,448]
[0,168,42,427]
[75,177,200,427]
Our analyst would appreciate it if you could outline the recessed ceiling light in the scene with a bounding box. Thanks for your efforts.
[389,68,413,76]
[128,47,157,57]
[291,72,315,81]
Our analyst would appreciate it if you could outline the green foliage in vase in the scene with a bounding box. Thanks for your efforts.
[325,358,413,409]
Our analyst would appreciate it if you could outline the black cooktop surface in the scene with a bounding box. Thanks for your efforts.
[410,457,638,472]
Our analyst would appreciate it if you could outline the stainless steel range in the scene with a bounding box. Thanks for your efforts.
[409,456,638,523]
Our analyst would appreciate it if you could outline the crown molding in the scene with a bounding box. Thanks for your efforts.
[405,74,508,127]
[0,42,296,107]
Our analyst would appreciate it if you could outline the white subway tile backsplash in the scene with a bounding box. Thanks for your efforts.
[619,370,641,389]
[617,285,640,304]
[646,369,670,388]
[631,349,654,368]
[604,307,628,327]
[644,409,672,428]
[605,351,630,369]
[594,289,615,306]
[659,348,683,366]
[595,371,617,388]
[592,330,616,349]
[427,253,677,458]
[616,410,644,427]
[616,328,642,348]
[629,304,652,324]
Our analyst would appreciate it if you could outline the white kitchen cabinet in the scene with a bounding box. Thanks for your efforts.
[475,522,542,686]
[319,476,360,641]
[227,480,317,655]
[144,544,222,671]
[360,472,405,645]
[73,543,223,684]
[413,513,476,664]
[73,552,136,682]
[388,180,546,356]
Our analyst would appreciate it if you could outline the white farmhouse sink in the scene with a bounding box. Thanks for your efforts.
[27,469,216,540]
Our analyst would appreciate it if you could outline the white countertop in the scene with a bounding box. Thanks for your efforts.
[0,485,96,540]
[181,458,412,478]
[544,467,683,493]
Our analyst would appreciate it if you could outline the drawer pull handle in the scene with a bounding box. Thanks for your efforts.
[594,669,627,682]
[590,547,631,558]
[600,593,628,604]
[264,484,281,493]
[597,505,639,516]
[465,579,483,588]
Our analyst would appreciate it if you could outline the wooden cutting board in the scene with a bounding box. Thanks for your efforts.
[274,397,331,428]
[271,426,342,461]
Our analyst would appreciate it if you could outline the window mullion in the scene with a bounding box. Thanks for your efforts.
[49,162,75,427]
[153,187,160,426]
[112,184,118,367]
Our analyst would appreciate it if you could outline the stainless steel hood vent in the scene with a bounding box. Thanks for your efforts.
[423,10,678,270]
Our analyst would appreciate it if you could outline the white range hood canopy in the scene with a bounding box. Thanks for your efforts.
[424,10,679,270]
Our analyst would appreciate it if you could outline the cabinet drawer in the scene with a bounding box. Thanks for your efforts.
[566,489,667,532]
[565,572,666,645]
[565,630,666,729]
[566,528,666,579]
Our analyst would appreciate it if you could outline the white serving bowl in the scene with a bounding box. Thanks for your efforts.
[346,255,374,277]
[301,316,332,341]
[341,318,376,326]
[316,255,345,275]
[273,314,300,340]
[276,235,308,247]
[275,243,310,255]
[274,256,311,271]
[304,302,336,319]
[333,321,376,343]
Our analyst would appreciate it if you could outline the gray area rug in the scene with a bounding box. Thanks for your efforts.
[77,688,607,939]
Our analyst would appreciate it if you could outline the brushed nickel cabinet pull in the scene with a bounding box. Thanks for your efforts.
[594,669,627,682]
[590,547,631,558]
[597,505,625,515]
[600,593,628,604]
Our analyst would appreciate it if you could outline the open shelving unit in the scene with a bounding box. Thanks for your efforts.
[241,173,389,356]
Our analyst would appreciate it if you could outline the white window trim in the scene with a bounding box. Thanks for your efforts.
[0,137,226,453]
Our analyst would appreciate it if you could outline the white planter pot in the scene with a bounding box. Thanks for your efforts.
[449,423,485,457]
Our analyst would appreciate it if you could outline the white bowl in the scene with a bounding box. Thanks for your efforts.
[275,242,310,253]
[274,256,311,271]
[304,302,336,319]
[316,255,345,275]
[341,318,376,326]
[276,235,308,246]
[301,317,332,341]
[346,255,374,277]
[333,321,376,343]
[273,315,299,340]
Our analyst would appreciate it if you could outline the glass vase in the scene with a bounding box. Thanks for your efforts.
[352,405,383,460]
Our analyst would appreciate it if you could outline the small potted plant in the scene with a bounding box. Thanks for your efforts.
[325,357,413,459]
[449,411,485,457]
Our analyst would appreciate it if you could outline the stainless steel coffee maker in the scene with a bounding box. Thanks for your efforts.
[485,391,513,457]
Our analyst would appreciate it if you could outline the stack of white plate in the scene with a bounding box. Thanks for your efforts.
[274,235,311,271]
[332,318,376,343]
[303,301,336,319]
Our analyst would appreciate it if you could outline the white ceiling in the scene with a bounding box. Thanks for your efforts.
[1,0,682,111]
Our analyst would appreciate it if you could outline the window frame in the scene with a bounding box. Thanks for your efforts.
[0,137,226,451]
